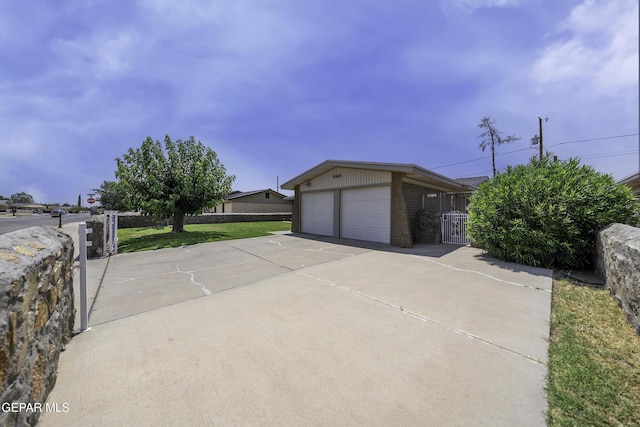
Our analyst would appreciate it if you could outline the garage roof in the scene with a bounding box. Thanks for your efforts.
[281,160,471,192]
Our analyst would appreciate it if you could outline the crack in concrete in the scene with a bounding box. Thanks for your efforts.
[110,255,252,296]
[268,239,356,256]
[411,255,551,293]
[176,264,212,295]
[300,272,546,366]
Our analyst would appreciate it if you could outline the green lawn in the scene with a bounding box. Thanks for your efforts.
[547,276,640,426]
[117,221,291,253]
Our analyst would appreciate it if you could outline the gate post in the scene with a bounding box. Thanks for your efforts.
[113,212,118,254]
[78,222,92,332]
[103,210,119,255]
[103,212,107,256]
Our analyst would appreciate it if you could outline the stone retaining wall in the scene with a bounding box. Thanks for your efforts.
[0,227,75,426]
[86,217,105,259]
[116,212,292,229]
[596,223,640,335]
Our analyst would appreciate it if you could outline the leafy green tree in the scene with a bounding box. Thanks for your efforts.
[468,155,639,269]
[116,135,235,233]
[10,192,34,204]
[77,194,82,207]
[478,116,520,177]
[92,180,129,211]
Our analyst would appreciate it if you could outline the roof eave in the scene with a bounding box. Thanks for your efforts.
[280,160,464,191]
[619,171,640,185]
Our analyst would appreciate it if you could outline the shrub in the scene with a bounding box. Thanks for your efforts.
[467,155,639,269]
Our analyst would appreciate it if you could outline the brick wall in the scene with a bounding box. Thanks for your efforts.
[402,182,432,244]
[390,173,412,248]
[291,186,301,233]
[402,182,452,245]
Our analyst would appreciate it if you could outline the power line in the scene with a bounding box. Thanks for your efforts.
[578,150,639,160]
[548,133,639,147]
[429,133,640,171]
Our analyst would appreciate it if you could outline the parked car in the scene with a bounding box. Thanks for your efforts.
[51,208,66,217]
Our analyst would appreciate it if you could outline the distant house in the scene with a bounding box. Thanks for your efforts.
[211,189,293,213]
[5,202,47,214]
[619,171,640,197]
[452,176,490,212]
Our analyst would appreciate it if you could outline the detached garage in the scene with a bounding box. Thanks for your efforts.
[281,160,473,247]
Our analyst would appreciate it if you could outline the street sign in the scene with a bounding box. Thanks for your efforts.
[87,197,96,204]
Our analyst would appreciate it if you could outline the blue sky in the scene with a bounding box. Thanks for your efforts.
[1,0,638,204]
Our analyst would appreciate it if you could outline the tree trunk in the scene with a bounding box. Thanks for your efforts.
[491,141,496,177]
[172,211,186,233]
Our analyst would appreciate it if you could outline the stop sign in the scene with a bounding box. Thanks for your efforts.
[87,197,96,204]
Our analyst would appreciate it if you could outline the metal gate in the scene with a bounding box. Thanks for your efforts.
[103,210,119,255]
[441,212,469,245]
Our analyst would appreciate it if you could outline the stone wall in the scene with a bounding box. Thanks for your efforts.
[596,223,640,335]
[86,216,105,259]
[117,212,292,229]
[0,227,75,426]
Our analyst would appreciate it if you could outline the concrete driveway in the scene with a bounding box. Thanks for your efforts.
[41,233,552,426]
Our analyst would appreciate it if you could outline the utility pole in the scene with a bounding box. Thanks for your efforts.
[531,117,548,160]
[538,117,543,160]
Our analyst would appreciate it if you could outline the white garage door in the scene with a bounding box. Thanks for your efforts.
[341,186,391,244]
[301,191,334,237]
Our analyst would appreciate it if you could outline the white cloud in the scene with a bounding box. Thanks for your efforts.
[427,0,638,180]
[439,0,521,15]
[127,0,319,120]
[137,0,307,56]
[137,0,223,27]
[50,29,139,79]
[532,0,639,98]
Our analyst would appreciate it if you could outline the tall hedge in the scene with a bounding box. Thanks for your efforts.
[467,155,639,269]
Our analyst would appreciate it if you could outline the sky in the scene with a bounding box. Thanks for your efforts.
[0,0,638,205]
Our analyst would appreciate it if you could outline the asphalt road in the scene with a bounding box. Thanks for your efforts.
[0,213,92,235]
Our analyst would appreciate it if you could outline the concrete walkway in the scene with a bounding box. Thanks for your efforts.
[41,230,552,426]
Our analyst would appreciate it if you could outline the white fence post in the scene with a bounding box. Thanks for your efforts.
[113,212,118,254]
[78,222,92,332]
[103,212,107,256]
[103,210,119,256]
